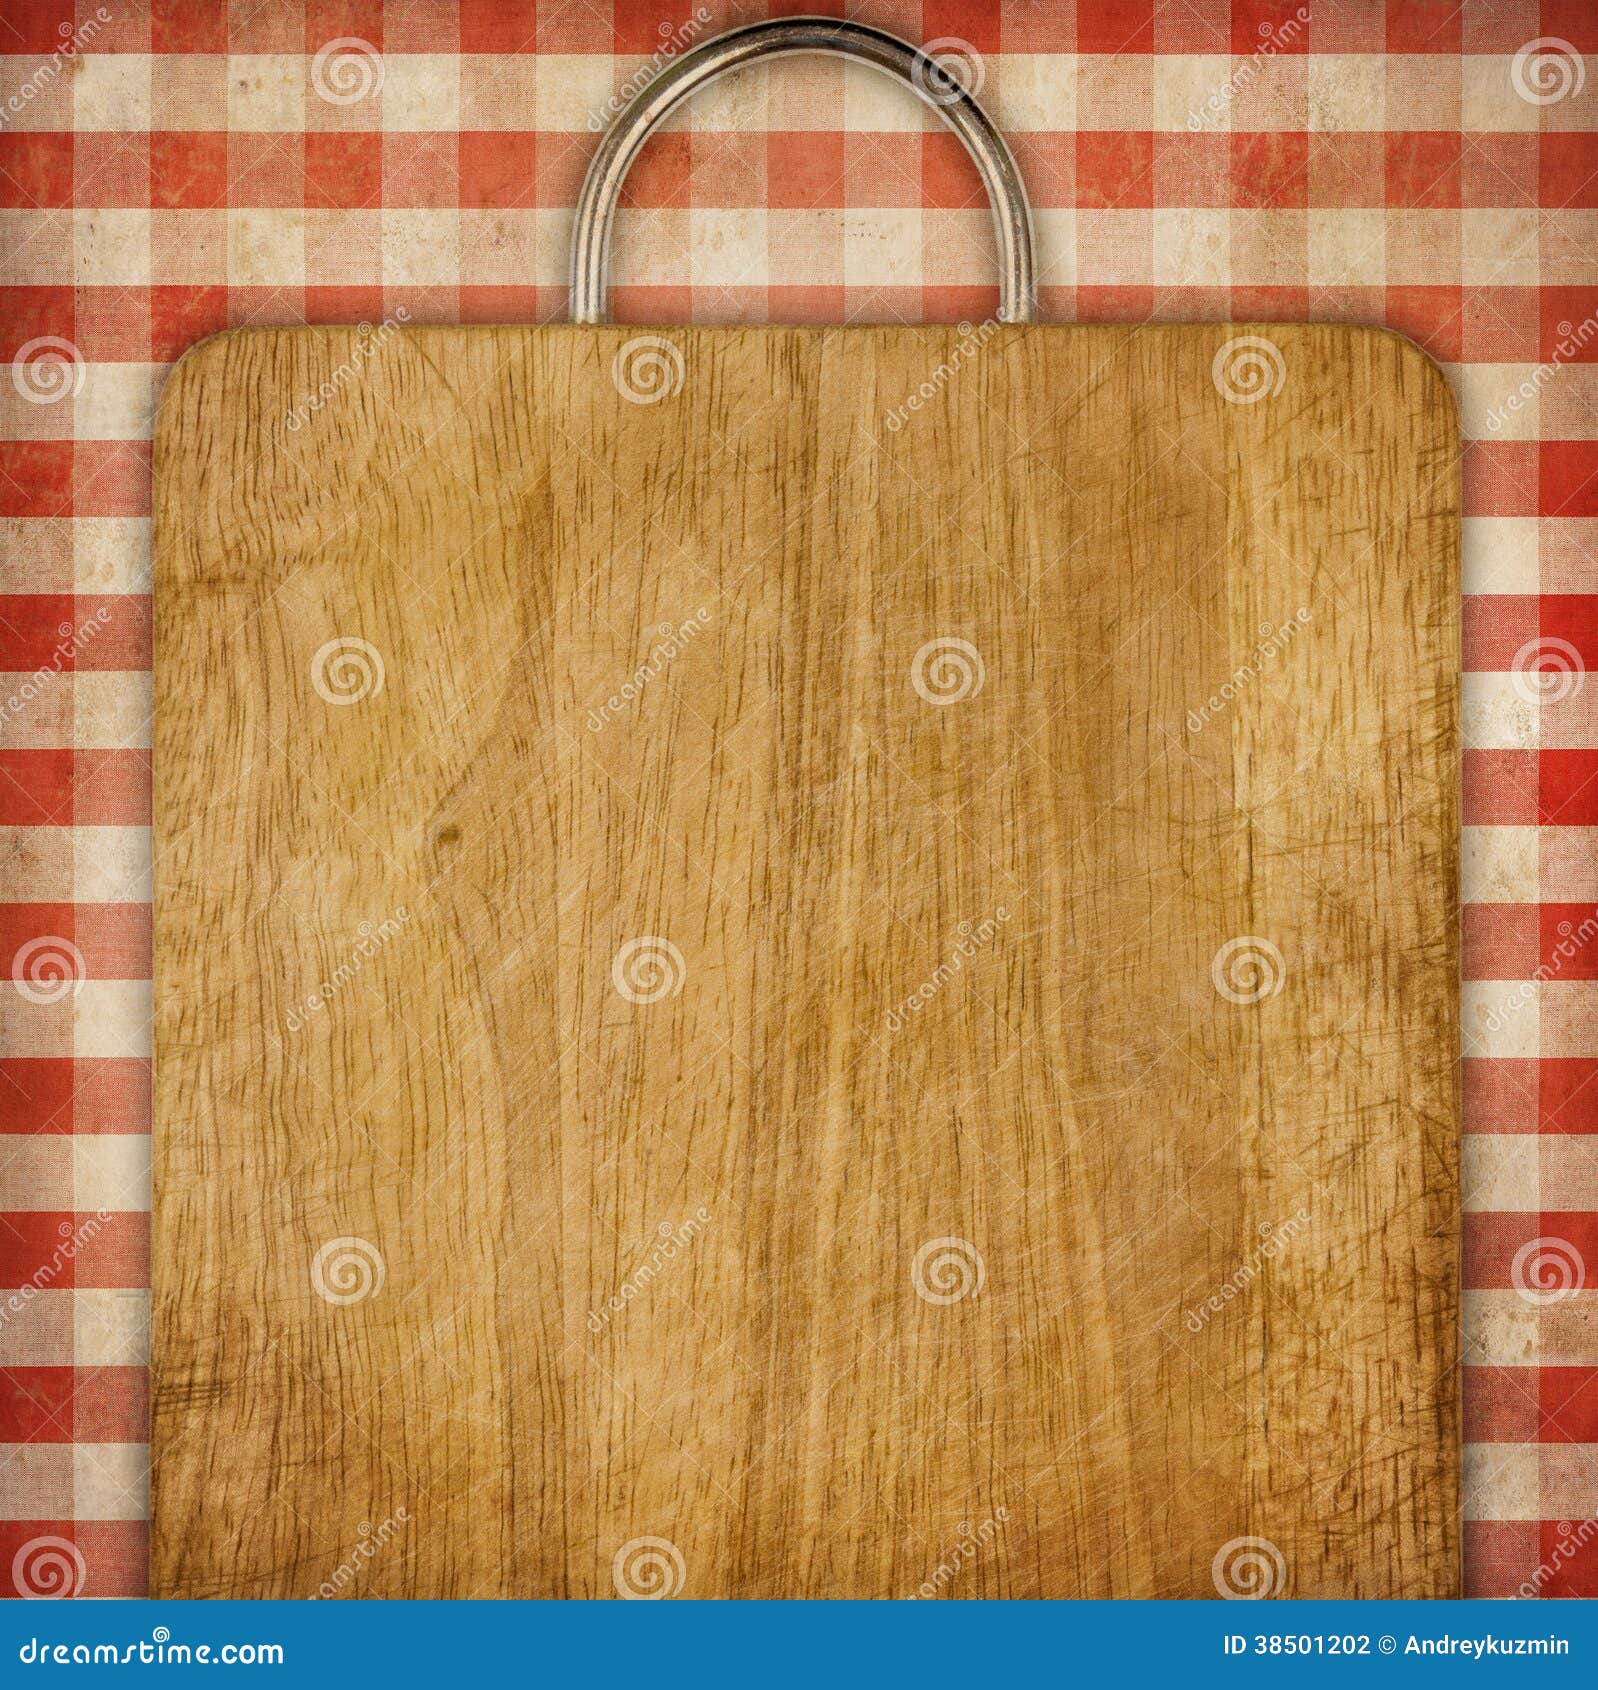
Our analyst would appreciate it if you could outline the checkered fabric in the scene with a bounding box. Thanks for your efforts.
[0,0,1595,1601]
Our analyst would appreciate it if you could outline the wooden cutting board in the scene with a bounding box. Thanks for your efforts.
[151,322,1460,1600]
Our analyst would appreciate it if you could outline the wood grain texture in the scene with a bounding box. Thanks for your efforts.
[151,323,1461,1600]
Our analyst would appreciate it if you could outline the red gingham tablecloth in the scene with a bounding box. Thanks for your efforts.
[1,0,1596,1600]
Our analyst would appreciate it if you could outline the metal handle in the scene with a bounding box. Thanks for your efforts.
[570,17,1037,325]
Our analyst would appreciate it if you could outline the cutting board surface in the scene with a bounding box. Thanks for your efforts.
[152,323,1460,1599]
